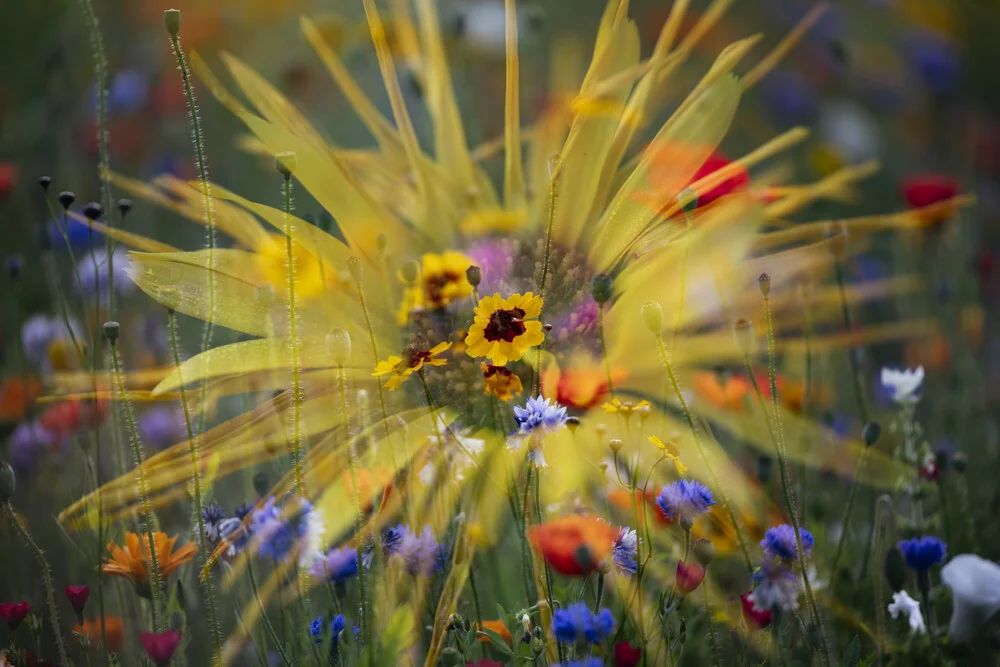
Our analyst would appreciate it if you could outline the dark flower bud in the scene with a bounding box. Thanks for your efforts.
[758,272,771,297]
[102,321,120,342]
[543,323,553,332]
[117,198,133,216]
[884,545,907,592]
[38,176,52,191]
[678,187,698,213]
[466,265,481,288]
[862,421,881,447]
[934,449,950,475]
[952,451,968,473]
[692,538,715,566]
[733,318,754,355]
[590,273,614,304]
[0,461,15,501]
[565,416,580,431]
[253,471,269,498]
[57,191,75,209]
[82,202,102,221]
[164,9,181,36]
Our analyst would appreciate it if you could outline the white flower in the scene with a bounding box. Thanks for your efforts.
[881,366,925,404]
[521,613,531,633]
[942,554,1000,643]
[888,590,926,635]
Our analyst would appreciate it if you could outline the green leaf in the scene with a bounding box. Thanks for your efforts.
[480,628,514,657]
[845,634,861,667]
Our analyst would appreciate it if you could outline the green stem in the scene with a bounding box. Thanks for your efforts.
[339,365,370,649]
[599,304,616,400]
[834,262,868,423]
[247,561,294,667]
[168,309,223,662]
[830,448,870,578]
[281,174,304,494]
[468,561,486,658]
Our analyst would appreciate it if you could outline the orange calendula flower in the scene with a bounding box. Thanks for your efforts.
[528,515,618,576]
[691,371,751,411]
[102,532,197,598]
[481,363,523,402]
[647,436,687,475]
[478,619,512,644]
[541,361,627,409]
[465,293,544,366]
[373,342,452,390]
[603,398,652,417]
[74,615,125,652]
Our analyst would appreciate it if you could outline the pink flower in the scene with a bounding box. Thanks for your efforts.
[676,561,706,594]
[0,602,30,631]
[64,585,90,618]
[740,592,773,629]
[140,630,182,666]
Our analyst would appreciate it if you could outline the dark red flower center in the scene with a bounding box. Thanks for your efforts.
[404,346,434,369]
[484,308,526,343]
[482,364,513,379]
[425,271,461,307]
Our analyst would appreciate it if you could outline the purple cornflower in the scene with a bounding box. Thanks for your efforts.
[655,480,714,523]
[9,421,57,472]
[611,527,637,575]
[512,396,568,436]
[363,525,404,568]
[396,525,447,576]
[761,524,815,561]
[138,407,187,451]
[551,603,615,644]
[251,496,324,565]
[748,558,802,612]
[77,248,135,301]
[899,536,947,572]
[309,547,359,583]
[199,502,227,542]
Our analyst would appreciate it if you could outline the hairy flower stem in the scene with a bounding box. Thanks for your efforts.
[168,309,223,663]
[872,495,895,664]
[4,503,72,666]
[167,18,217,439]
[534,161,560,396]
[830,448,871,579]
[834,262,869,422]
[468,561,486,658]
[340,365,371,650]
[109,338,164,630]
[653,334,753,573]
[280,173,304,495]
[247,561,293,667]
[761,294,829,665]
[598,304,616,400]
[534,471,561,662]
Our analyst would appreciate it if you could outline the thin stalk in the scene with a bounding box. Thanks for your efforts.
[108,337,164,629]
[4,503,72,667]
[830,448,871,578]
[653,334,753,573]
[761,294,830,666]
[533,470,561,663]
[248,561,294,667]
[339,365,370,650]
[598,304,616,400]
[671,213,694,355]
[168,309,223,662]
[534,161,560,396]
[281,174,304,494]
[468,561,486,658]
[834,262,868,422]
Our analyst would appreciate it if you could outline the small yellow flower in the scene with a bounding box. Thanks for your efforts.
[648,435,687,475]
[481,363,524,402]
[373,341,452,390]
[602,398,651,416]
[397,251,474,325]
[465,292,545,366]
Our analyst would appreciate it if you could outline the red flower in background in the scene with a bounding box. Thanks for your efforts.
[528,515,618,576]
[0,602,30,631]
[614,640,642,667]
[38,400,106,442]
[900,174,960,226]
[140,630,182,666]
[685,151,750,208]
[676,560,707,593]
[740,592,772,629]
[64,585,90,618]
[0,162,17,200]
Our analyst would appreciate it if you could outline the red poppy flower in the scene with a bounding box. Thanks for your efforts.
[0,602,30,631]
[900,174,960,225]
[918,457,940,482]
[528,515,618,576]
[64,585,90,617]
[140,630,182,666]
[676,560,706,593]
[740,592,772,629]
[614,640,642,667]
[0,162,17,200]
[38,400,106,441]
[685,151,750,208]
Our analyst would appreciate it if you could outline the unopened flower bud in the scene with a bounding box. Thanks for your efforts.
[0,461,15,501]
[346,256,362,283]
[884,545,907,592]
[102,321,120,342]
[521,613,531,633]
[609,438,623,455]
[565,416,580,432]
[466,265,481,288]
[693,538,715,566]
[400,260,420,284]
[164,9,181,36]
[117,199,133,216]
[733,318,754,355]
[38,176,52,192]
[641,301,664,333]
[327,328,352,364]
[275,152,297,177]
[82,202,102,221]
[57,191,75,209]
[758,272,771,297]
[862,421,881,447]
[590,273,614,304]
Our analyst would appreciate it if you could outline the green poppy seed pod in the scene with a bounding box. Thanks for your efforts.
[400,260,420,284]
[102,321,120,342]
[609,438,623,455]
[862,421,882,447]
[885,545,907,593]
[590,273,613,304]
[574,544,595,573]
[252,471,269,498]
[82,202,102,221]
[733,318,754,355]
[758,272,771,297]
[274,152,297,177]
[466,265,482,288]
[0,462,15,501]
[641,301,664,333]
[692,538,715,566]
[346,256,362,283]
[952,451,968,473]
[164,9,181,36]
[327,328,352,365]
[678,187,698,214]
[38,176,52,192]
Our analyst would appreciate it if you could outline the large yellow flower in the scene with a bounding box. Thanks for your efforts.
[465,292,544,366]
[373,341,452,390]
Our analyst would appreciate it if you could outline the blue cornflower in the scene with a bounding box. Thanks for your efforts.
[551,603,615,644]
[200,502,227,542]
[748,558,802,612]
[309,547,359,583]
[554,661,604,667]
[251,496,325,565]
[512,396,567,436]
[309,616,324,645]
[234,503,254,520]
[330,614,346,640]
[396,525,447,576]
[899,536,947,572]
[363,525,404,568]
[655,480,714,523]
[761,525,815,561]
[217,516,248,556]
[611,527,637,575]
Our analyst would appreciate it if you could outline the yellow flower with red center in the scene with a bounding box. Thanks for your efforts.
[648,435,687,475]
[465,293,544,366]
[373,341,452,390]
[397,251,474,324]
[102,532,197,598]
[602,398,651,417]
[480,363,523,402]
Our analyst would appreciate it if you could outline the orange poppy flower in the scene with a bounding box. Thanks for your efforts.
[74,616,125,652]
[478,619,512,644]
[102,532,197,598]
[0,377,42,422]
[608,488,673,527]
[691,371,751,411]
[541,363,626,410]
[528,515,618,576]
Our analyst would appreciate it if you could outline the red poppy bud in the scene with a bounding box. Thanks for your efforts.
[614,640,642,667]
[64,585,90,618]
[676,560,706,593]
[0,601,30,631]
[740,592,772,629]
[140,630,183,666]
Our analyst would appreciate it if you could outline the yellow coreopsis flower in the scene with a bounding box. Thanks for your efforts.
[373,341,452,390]
[421,251,474,309]
[465,293,544,366]
[602,398,652,417]
[480,363,523,402]
[648,435,687,475]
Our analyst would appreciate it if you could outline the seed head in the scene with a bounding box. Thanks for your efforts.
[57,191,75,209]
[400,260,420,284]
[757,272,771,297]
[103,321,120,342]
[609,438,623,455]
[862,421,881,447]
[693,538,715,566]
[465,265,481,288]
[38,176,52,192]
[641,301,664,334]
[117,198,133,216]
[82,202,103,221]
[590,273,613,304]
[952,451,967,473]
[164,9,181,36]
[252,471,269,498]
[733,318,754,355]
[346,256,362,283]
[327,328,352,365]
[275,152,297,178]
